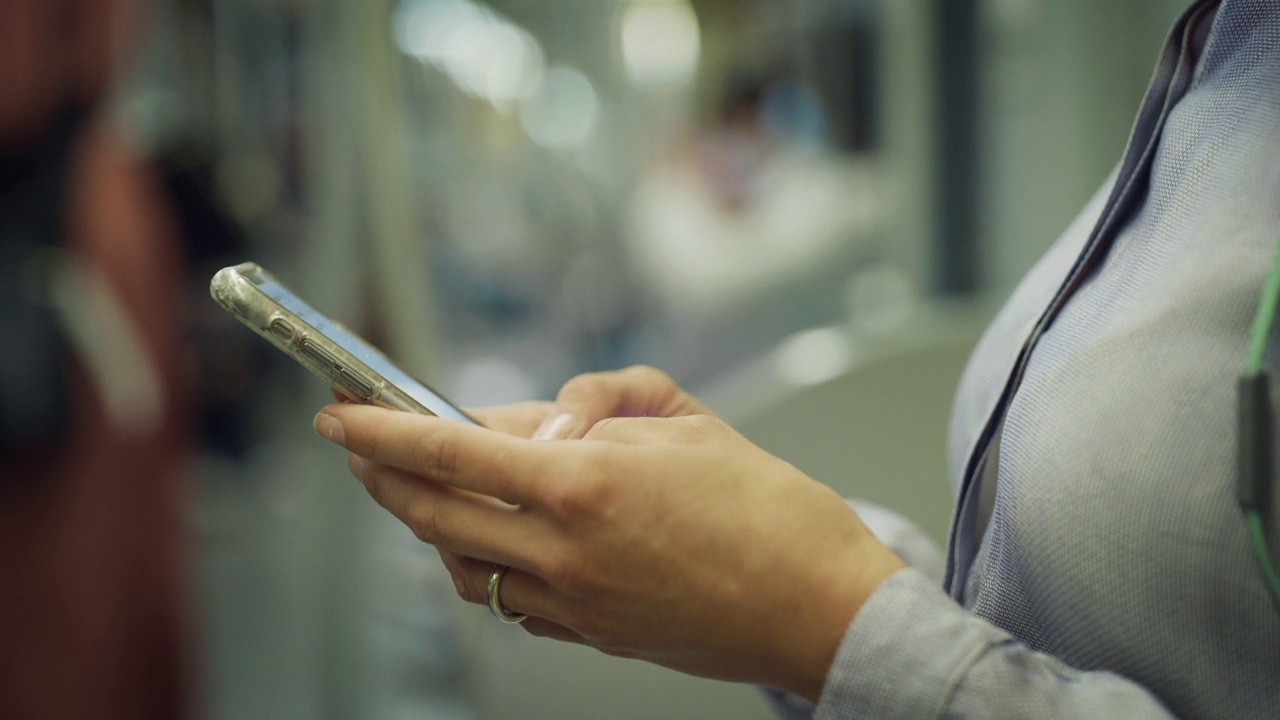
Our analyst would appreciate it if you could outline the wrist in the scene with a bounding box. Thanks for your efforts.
[778,540,906,703]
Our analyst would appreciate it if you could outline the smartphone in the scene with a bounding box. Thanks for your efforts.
[210,262,476,423]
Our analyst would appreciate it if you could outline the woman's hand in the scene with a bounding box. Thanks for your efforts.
[431,368,708,618]
[313,403,905,702]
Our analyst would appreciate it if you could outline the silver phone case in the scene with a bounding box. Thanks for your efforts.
[210,262,435,415]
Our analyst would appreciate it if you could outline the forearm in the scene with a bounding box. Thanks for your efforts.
[815,569,1176,719]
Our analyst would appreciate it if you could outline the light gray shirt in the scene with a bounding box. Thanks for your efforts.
[768,0,1280,716]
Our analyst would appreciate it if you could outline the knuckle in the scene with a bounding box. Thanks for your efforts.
[456,569,485,604]
[544,476,608,521]
[583,416,647,444]
[440,552,486,604]
[682,413,729,443]
[624,364,671,389]
[413,432,460,478]
[538,548,592,597]
[543,482,579,519]
[688,413,722,432]
[559,372,607,401]
[407,500,443,545]
[583,416,621,440]
[453,575,472,602]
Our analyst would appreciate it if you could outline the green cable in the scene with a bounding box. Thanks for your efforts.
[1244,243,1280,607]
[1247,511,1280,608]
[1246,245,1280,375]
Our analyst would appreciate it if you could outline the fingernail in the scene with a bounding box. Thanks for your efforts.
[314,412,345,444]
[532,412,578,441]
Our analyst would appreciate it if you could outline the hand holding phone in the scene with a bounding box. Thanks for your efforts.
[210,262,476,423]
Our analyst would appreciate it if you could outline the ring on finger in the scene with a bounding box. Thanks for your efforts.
[487,565,528,624]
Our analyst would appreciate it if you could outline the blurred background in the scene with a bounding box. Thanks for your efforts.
[0,0,1190,717]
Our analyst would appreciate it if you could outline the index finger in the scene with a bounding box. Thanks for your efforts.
[315,403,553,506]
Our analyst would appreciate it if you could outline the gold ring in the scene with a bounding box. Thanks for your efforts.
[487,565,528,624]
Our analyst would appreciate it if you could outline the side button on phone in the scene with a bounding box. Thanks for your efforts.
[339,369,375,400]
[269,318,296,340]
[300,339,338,368]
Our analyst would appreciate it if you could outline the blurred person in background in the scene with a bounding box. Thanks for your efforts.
[625,67,880,387]
[0,0,193,717]
[315,0,1277,718]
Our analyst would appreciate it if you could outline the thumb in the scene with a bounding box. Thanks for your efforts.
[532,366,709,441]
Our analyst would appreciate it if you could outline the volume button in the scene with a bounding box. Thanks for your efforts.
[300,339,337,368]
[339,369,376,399]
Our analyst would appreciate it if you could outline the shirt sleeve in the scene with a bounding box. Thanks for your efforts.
[813,568,1177,719]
